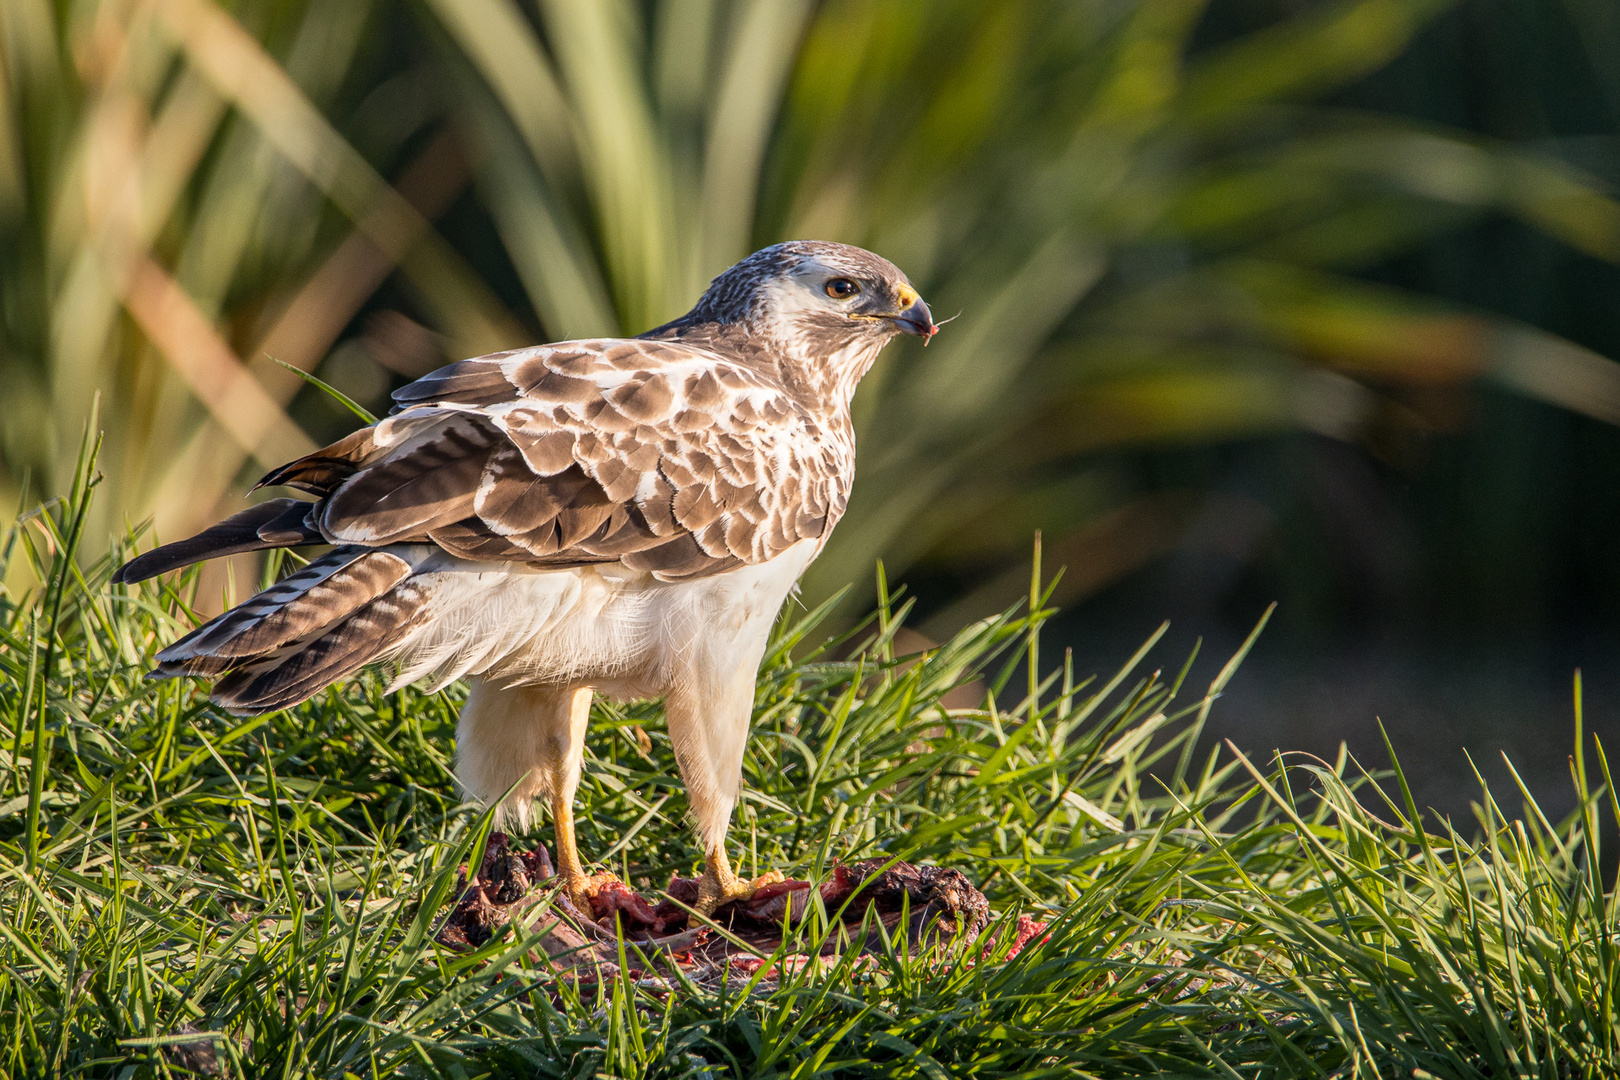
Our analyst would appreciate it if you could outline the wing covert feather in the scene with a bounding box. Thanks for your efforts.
[288,339,848,579]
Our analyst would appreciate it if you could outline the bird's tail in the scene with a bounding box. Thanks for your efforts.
[111,498,323,586]
[146,545,436,714]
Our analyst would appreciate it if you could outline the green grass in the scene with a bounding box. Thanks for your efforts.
[3,463,1619,1077]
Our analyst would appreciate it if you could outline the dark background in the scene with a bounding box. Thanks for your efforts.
[1018,0,1620,824]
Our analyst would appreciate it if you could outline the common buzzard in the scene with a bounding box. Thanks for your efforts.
[116,241,936,913]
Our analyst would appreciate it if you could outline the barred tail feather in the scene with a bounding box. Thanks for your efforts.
[153,549,411,677]
[148,544,438,714]
[211,581,433,713]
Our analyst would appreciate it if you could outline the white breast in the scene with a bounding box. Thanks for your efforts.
[384,539,822,698]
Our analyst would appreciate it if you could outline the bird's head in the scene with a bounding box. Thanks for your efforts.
[676,240,936,403]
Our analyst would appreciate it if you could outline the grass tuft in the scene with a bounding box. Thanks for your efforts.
[1,461,1617,1076]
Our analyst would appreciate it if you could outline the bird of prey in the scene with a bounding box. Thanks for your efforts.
[115,241,936,914]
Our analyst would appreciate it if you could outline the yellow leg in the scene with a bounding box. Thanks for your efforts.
[549,687,613,911]
[551,784,593,910]
[696,844,785,916]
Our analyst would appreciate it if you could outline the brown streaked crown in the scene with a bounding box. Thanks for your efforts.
[677,241,913,326]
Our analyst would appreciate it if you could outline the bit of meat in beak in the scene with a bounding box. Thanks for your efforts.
[890,296,937,341]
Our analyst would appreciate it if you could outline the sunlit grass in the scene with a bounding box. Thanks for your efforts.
[1,453,1617,1076]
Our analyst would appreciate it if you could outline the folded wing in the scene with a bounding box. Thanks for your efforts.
[308,339,843,580]
[111,338,848,712]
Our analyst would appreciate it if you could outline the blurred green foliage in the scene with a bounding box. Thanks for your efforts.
[4,0,1619,626]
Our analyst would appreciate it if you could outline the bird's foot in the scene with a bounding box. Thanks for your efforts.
[562,871,623,914]
[695,866,786,917]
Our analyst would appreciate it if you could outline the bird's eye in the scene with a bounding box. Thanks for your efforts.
[824,278,861,299]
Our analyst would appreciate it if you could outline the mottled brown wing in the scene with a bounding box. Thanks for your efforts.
[278,340,848,580]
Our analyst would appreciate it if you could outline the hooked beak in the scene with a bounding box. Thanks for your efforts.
[886,285,937,341]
